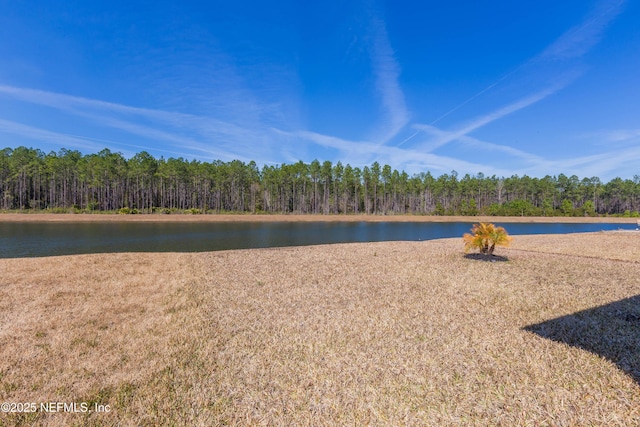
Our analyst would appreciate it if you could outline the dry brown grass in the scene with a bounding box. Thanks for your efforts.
[1,232,639,425]
[510,231,640,262]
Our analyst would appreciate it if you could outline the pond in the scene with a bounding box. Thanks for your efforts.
[0,220,635,258]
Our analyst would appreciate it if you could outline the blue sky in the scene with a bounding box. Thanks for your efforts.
[0,0,638,180]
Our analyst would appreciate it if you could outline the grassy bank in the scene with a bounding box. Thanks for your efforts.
[0,212,637,223]
[1,233,639,425]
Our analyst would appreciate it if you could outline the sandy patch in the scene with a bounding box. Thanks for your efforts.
[0,212,636,224]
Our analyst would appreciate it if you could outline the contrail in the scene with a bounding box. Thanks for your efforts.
[429,63,527,126]
[397,0,626,149]
[396,63,526,149]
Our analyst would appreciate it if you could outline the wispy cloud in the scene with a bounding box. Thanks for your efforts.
[459,132,640,180]
[416,125,546,165]
[0,118,102,152]
[0,84,275,162]
[526,144,640,179]
[400,0,626,150]
[0,0,632,181]
[0,118,205,159]
[367,15,409,144]
[594,128,640,143]
[541,0,626,60]
[412,80,573,152]
[274,0,628,178]
[277,129,513,176]
[0,84,248,137]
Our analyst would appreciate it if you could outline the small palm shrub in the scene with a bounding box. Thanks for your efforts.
[463,222,512,256]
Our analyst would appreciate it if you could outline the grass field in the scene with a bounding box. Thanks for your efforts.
[1,232,639,425]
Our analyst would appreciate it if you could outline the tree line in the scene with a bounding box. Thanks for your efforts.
[1,146,639,216]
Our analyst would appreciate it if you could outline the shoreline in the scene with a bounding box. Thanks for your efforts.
[0,212,636,223]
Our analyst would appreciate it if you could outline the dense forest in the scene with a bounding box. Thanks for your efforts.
[1,146,639,216]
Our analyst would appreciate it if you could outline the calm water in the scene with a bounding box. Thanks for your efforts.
[0,221,635,258]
